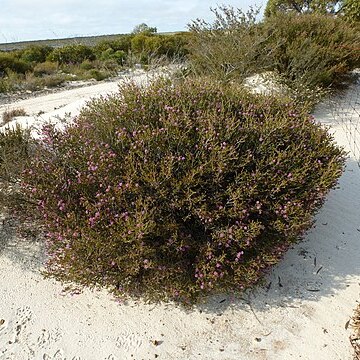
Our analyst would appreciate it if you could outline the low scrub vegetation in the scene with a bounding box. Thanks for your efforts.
[22,78,345,303]
[0,8,354,305]
[188,6,360,107]
[2,108,27,124]
[0,126,33,214]
[0,31,189,94]
[262,13,360,90]
[0,126,32,182]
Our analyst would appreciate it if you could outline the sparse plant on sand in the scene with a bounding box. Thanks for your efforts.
[2,108,27,125]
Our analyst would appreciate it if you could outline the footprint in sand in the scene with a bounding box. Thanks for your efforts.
[115,330,143,352]
[14,306,33,342]
[0,318,7,333]
[105,355,118,360]
[15,306,33,326]
[36,327,62,348]
[43,349,65,360]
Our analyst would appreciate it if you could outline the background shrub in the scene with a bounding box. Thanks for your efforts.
[86,69,110,81]
[188,6,360,106]
[188,6,271,82]
[22,78,345,303]
[98,48,126,64]
[33,61,58,76]
[93,36,132,55]
[0,126,32,183]
[47,44,95,65]
[2,108,27,125]
[21,45,53,64]
[262,13,360,90]
[0,52,32,74]
[0,126,33,213]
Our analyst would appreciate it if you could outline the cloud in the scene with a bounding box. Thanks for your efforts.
[0,0,264,42]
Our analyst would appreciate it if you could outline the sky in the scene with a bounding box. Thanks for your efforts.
[0,0,265,43]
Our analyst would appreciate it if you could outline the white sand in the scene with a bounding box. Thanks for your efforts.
[0,77,359,360]
[0,69,159,139]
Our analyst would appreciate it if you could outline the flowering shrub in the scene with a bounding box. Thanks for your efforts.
[23,78,345,303]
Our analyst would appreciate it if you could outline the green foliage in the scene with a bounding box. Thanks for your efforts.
[132,23,157,35]
[22,78,345,303]
[93,36,132,55]
[263,13,360,89]
[130,33,189,64]
[21,45,53,63]
[33,61,58,76]
[188,6,271,81]
[188,5,359,106]
[264,0,342,17]
[79,59,95,70]
[0,52,32,74]
[47,44,95,65]
[0,126,32,182]
[343,0,360,22]
[98,48,126,64]
[86,69,110,81]
[264,0,360,22]
[144,34,189,59]
[0,70,24,92]
[131,33,149,54]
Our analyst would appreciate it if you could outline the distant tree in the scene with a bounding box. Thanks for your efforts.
[264,0,342,17]
[132,23,157,35]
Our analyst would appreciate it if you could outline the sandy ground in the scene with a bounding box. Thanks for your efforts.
[0,69,161,138]
[0,76,359,360]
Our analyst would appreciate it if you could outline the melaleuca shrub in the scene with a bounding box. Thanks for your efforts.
[262,13,360,90]
[47,44,95,65]
[22,78,345,303]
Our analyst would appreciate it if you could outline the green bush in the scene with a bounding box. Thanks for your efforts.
[262,13,360,89]
[0,126,32,182]
[21,45,53,64]
[33,61,58,76]
[47,44,95,65]
[41,74,66,88]
[130,33,189,65]
[22,78,345,303]
[0,126,34,213]
[264,0,341,18]
[343,0,360,23]
[0,79,11,93]
[94,36,132,55]
[0,52,32,74]
[99,48,126,64]
[86,69,109,81]
[0,70,24,92]
[79,59,95,70]
[188,6,271,81]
